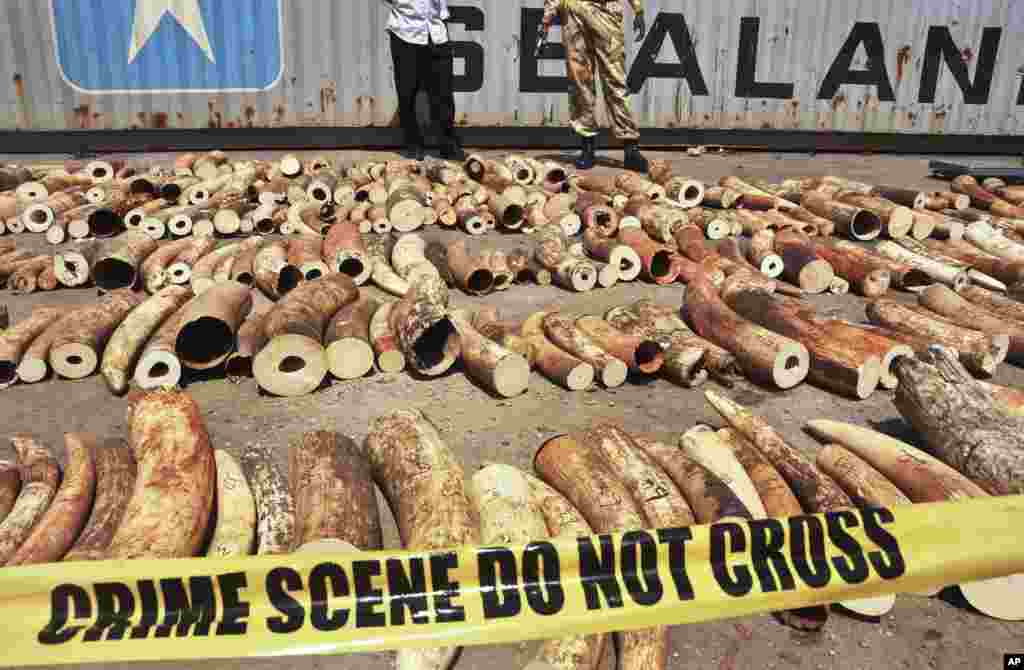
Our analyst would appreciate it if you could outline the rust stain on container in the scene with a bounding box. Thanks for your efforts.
[274,105,286,125]
[319,82,337,115]
[207,99,223,128]
[245,106,256,127]
[151,112,168,128]
[896,45,912,81]
[831,93,847,111]
[73,104,91,129]
[788,99,800,127]
[673,81,684,123]
[12,74,24,98]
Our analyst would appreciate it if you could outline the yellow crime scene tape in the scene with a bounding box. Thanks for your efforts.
[1,495,1022,667]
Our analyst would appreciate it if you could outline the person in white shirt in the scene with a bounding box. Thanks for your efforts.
[381,0,464,161]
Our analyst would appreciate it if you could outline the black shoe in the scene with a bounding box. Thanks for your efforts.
[400,145,425,161]
[623,141,649,173]
[440,140,466,161]
[575,135,596,170]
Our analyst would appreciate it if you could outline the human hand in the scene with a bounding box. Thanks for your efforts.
[633,13,646,41]
[535,23,550,57]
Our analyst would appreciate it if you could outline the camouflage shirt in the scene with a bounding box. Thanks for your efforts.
[544,0,644,26]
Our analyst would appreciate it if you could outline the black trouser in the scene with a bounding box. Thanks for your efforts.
[389,31,458,148]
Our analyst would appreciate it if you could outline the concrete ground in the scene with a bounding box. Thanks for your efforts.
[1,148,1023,670]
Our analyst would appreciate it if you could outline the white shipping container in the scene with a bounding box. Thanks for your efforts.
[0,1,1022,150]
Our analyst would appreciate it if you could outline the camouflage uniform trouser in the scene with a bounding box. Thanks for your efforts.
[563,0,640,141]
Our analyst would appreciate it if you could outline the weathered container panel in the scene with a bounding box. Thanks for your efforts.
[0,0,1022,138]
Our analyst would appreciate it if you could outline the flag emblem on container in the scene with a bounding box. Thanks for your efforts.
[50,0,283,93]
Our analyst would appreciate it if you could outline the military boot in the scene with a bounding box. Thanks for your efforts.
[440,134,466,161]
[623,140,649,173]
[575,135,596,170]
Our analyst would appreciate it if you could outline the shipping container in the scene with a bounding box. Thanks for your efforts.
[1,0,1023,153]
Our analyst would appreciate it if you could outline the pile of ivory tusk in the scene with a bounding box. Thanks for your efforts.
[0,384,1019,670]
[2,152,1024,301]
[4,152,1024,302]
[0,275,712,398]
[3,244,1024,402]
[4,153,1024,399]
